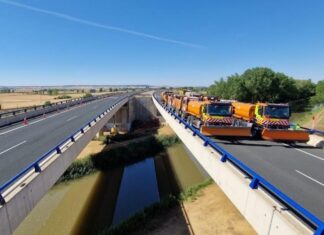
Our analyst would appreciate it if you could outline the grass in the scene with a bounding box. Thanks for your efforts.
[99,179,213,235]
[180,178,213,201]
[57,135,180,183]
[54,95,72,99]
[58,157,96,183]
[290,105,324,130]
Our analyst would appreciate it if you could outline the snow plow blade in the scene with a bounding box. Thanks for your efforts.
[200,126,252,137]
[261,129,309,142]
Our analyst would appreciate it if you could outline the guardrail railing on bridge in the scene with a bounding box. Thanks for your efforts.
[0,92,124,128]
[0,93,132,206]
[153,94,323,235]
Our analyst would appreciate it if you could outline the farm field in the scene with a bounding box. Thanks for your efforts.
[0,93,83,110]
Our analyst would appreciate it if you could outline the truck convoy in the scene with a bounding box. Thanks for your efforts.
[160,91,309,142]
[168,94,253,137]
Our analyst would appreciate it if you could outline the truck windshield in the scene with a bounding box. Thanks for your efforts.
[207,104,231,116]
[264,106,290,119]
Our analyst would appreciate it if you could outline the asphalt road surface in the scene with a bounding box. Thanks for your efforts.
[0,93,128,187]
[213,138,324,221]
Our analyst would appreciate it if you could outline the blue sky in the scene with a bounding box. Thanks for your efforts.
[0,0,323,86]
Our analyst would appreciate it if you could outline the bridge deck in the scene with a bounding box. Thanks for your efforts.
[0,94,125,186]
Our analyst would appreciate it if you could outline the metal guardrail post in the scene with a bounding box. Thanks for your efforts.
[0,194,5,205]
[315,225,324,235]
[34,164,42,173]
[220,153,227,162]
[55,147,61,154]
[249,177,260,189]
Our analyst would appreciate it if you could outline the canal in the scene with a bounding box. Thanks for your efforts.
[14,143,207,235]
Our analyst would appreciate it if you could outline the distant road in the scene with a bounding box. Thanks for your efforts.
[0,93,127,187]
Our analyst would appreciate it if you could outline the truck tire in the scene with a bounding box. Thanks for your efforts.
[252,126,261,139]
[188,116,193,126]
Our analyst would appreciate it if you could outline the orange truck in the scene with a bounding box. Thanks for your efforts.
[232,102,309,142]
[180,96,252,137]
[160,91,174,105]
[171,94,184,114]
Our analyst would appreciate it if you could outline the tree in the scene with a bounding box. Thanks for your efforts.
[207,67,302,103]
[295,79,316,99]
[83,93,93,98]
[311,80,324,104]
[48,89,59,96]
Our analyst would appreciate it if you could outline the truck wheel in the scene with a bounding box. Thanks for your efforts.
[188,116,193,126]
[196,120,202,128]
[252,127,261,139]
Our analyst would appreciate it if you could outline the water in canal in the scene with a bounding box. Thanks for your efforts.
[14,143,207,235]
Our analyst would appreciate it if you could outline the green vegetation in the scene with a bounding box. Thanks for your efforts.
[311,80,324,105]
[180,178,213,201]
[99,179,213,235]
[44,101,51,106]
[83,93,93,98]
[54,95,72,99]
[58,135,180,183]
[207,67,324,113]
[291,105,324,130]
[47,89,59,96]
[104,132,145,144]
[59,157,96,182]
[207,67,316,104]
[0,88,11,93]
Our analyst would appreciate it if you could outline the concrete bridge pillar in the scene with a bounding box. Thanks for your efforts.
[106,93,162,133]
[106,102,134,133]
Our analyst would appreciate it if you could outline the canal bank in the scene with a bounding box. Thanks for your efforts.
[14,125,255,235]
[14,126,208,234]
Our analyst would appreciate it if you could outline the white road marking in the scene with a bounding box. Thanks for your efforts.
[66,115,79,122]
[0,140,27,156]
[295,170,324,187]
[288,145,324,161]
[0,98,105,136]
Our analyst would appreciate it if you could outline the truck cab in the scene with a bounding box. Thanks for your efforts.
[255,103,291,129]
[201,102,233,125]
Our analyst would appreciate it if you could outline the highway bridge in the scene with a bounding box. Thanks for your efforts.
[0,92,135,235]
[0,91,323,235]
[152,93,324,235]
